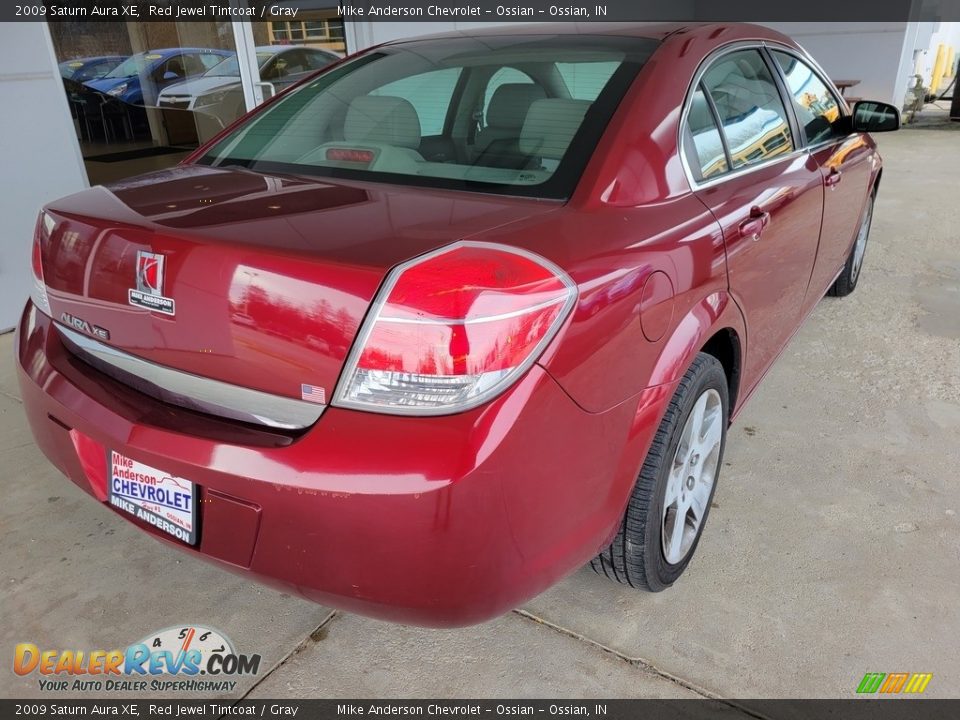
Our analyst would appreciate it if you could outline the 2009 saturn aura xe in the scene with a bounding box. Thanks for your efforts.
[18,23,900,626]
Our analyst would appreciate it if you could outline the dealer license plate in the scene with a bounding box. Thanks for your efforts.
[108,450,197,545]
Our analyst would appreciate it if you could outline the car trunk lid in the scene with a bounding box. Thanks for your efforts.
[39,165,559,409]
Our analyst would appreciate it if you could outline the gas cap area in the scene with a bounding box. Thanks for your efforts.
[639,270,675,342]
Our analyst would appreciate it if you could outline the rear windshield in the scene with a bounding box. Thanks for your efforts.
[197,35,658,199]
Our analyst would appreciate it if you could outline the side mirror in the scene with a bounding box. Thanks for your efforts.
[162,71,180,81]
[852,100,901,133]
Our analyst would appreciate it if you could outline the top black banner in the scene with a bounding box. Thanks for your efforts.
[9,0,960,22]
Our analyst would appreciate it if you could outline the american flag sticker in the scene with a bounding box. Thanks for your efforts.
[301,384,326,404]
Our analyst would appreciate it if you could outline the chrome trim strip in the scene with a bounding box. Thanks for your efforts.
[56,323,324,430]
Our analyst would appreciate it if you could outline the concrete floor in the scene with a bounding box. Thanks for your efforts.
[2,128,958,701]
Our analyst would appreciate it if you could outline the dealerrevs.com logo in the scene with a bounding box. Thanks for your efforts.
[14,625,261,693]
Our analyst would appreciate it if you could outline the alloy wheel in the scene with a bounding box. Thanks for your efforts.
[661,388,723,565]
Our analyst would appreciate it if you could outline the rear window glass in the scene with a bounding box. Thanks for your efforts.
[197,35,658,200]
[370,67,462,137]
[558,61,620,100]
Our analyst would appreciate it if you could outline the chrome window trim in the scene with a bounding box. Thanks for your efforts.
[56,323,324,431]
[677,40,851,191]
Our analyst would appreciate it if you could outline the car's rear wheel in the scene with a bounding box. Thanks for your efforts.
[829,191,875,297]
[591,353,728,591]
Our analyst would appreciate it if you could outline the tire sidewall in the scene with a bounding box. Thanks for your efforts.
[643,359,729,589]
[849,194,875,288]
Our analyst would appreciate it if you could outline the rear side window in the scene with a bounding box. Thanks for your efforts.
[701,50,793,170]
[771,50,844,146]
[682,85,729,181]
[371,68,462,137]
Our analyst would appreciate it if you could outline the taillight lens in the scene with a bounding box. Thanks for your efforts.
[30,211,53,317]
[333,241,577,415]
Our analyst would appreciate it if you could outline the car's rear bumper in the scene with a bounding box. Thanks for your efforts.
[16,302,669,626]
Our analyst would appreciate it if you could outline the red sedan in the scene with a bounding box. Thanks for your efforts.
[18,23,899,626]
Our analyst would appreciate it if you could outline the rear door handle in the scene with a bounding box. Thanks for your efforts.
[825,168,842,187]
[738,206,770,241]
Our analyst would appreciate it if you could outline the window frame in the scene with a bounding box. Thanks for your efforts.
[681,82,732,183]
[678,40,849,190]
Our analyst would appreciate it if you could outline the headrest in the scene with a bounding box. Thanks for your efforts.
[345,95,421,149]
[486,83,547,130]
[519,98,591,160]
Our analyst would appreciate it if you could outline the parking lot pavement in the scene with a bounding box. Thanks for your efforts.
[244,612,704,699]
[522,128,960,698]
[1,129,957,701]
[0,386,334,700]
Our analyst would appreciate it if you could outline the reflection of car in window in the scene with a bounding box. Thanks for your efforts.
[82,48,234,106]
[59,56,127,83]
[157,45,341,125]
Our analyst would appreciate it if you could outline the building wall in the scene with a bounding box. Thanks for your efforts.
[0,22,87,331]
[914,21,960,93]
[765,23,913,106]
[343,20,916,106]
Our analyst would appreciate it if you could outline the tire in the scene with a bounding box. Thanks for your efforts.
[591,353,729,591]
[828,191,875,297]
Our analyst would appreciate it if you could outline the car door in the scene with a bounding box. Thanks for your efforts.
[683,48,825,386]
[769,50,875,300]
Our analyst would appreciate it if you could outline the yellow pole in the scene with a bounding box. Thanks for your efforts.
[930,43,946,96]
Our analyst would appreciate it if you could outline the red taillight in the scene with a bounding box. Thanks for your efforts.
[30,212,52,316]
[333,242,576,415]
[31,235,43,279]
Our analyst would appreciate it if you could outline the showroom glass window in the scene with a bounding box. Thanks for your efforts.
[771,50,845,145]
[199,35,659,199]
[47,12,346,186]
[701,49,794,169]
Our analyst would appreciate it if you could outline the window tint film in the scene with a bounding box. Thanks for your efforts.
[771,50,844,145]
[683,84,729,181]
[702,50,793,169]
[198,35,659,199]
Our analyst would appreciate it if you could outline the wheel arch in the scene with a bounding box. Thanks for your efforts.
[645,290,746,401]
[699,327,742,418]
